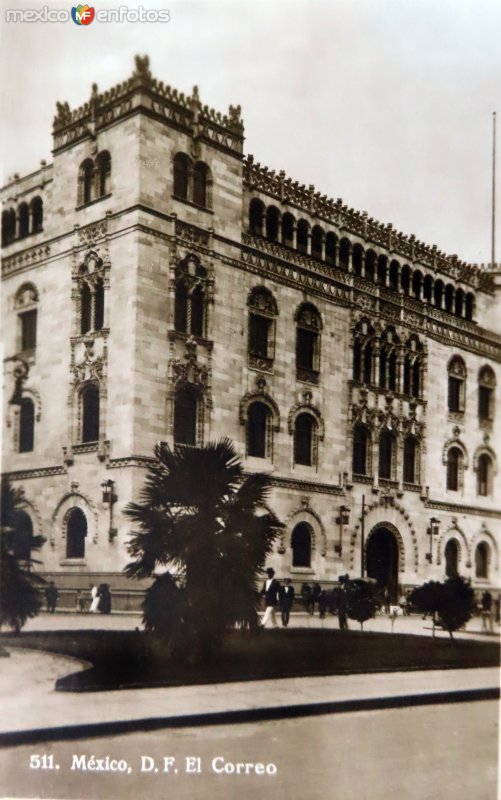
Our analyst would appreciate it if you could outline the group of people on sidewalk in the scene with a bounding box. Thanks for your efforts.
[260,569,295,628]
[43,582,112,614]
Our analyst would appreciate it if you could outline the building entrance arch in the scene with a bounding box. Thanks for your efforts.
[366,526,400,603]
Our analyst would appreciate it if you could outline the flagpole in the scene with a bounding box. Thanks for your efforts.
[492,111,497,268]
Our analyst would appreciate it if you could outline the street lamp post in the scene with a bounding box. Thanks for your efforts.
[426,516,440,563]
[335,505,350,555]
[101,479,118,541]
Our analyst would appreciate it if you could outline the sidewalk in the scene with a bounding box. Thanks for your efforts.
[0,642,498,746]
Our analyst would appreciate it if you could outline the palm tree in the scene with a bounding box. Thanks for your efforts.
[0,477,46,632]
[124,438,283,659]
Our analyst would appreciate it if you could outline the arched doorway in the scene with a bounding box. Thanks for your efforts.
[366,526,399,602]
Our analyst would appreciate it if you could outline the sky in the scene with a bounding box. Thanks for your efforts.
[1,0,500,265]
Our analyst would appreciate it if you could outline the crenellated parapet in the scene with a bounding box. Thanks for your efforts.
[52,55,244,158]
[243,155,495,292]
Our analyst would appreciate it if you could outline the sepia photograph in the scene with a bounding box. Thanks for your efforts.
[0,1,500,798]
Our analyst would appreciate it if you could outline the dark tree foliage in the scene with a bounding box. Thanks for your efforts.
[345,578,380,630]
[124,439,283,660]
[0,477,46,633]
[409,577,474,639]
[142,573,184,636]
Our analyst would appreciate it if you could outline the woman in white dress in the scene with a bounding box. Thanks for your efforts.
[89,584,100,613]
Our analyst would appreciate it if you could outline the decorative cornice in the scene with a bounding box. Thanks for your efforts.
[4,466,67,480]
[266,475,344,496]
[425,499,501,518]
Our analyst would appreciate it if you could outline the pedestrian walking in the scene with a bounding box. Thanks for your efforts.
[98,583,112,614]
[45,581,58,613]
[279,578,295,627]
[260,568,281,628]
[89,584,100,614]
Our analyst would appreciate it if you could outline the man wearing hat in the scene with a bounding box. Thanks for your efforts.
[280,577,295,627]
[260,567,281,628]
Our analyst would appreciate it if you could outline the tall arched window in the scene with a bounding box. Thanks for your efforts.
[352,244,364,276]
[66,508,87,559]
[379,330,399,391]
[175,280,189,333]
[448,357,466,414]
[173,153,191,200]
[339,238,350,270]
[80,159,95,205]
[31,196,43,233]
[295,304,321,383]
[444,539,459,577]
[378,429,395,480]
[249,199,265,236]
[247,402,269,458]
[475,542,489,579]
[297,220,309,254]
[173,387,198,446]
[478,366,496,423]
[96,151,111,197]
[294,413,314,466]
[477,454,493,496]
[94,279,105,331]
[248,287,277,369]
[81,384,100,443]
[193,162,210,208]
[191,285,205,337]
[311,225,323,260]
[12,510,33,561]
[281,212,295,247]
[266,206,280,242]
[291,522,312,568]
[2,208,16,246]
[18,203,30,238]
[353,338,362,381]
[325,232,337,266]
[446,447,461,491]
[363,342,373,385]
[403,437,417,483]
[19,398,35,453]
[352,424,370,476]
[80,283,92,334]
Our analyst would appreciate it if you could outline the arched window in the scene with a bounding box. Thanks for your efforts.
[325,232,337,266]
[444,539,459,578]
[20,309,37,352]
[191,285,205,337]
[477,453,493,496]
[266,206,280,242]
[444,284,454,313]
[19,398,35,453]
[389,260,400,291]
[365,250,376,281]
[94,279,105,331]
[377,255,387,285]
[66,508,87,559]
[80,283,92,334]
[175,280,189,333]
[296,304,321,383]
[193,162,211,208]
[446,447,462,491]
[18,203,30,238]
[173,387,198,446]
[353,338,362,381]
[339,238,350,270]
[475,542,489,579]
[434,280,444,309]
[455,288,464,318]
[248,287,277,368]
[465,293,475,321]
[352,244,364,276]
[478,366,496,423]
[388,351,397,391]
[297,220,309,254]
[412,271,422,300]
[294,413,314,466]
[281,212,295,247]
[378,429,395,480]
[363,342,373,385]
[96,151,111,197]
[247,402,269,458]
[81,384,100,443]
[403,437,417,484]
[401,265,411,296]
[80,159,95,205]
[12,510,33,561]
[173,153,191,200]
[291,522,312,568]
[31,196,43,233]
[448,357,466,414]
[352,425,370,476]
[311,225,323,260]
[2,208,16,246]
[423,275,433,303]
[249,199,265,236]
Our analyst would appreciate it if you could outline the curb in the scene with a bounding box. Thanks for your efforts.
[0,686,498,748]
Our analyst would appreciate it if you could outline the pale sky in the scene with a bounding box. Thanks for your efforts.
[1,0,500,265]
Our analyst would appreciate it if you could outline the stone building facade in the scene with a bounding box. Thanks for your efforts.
[2,56,500,605]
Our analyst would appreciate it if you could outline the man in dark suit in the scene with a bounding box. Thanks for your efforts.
[260,567,281,628]
[280,577,295,627]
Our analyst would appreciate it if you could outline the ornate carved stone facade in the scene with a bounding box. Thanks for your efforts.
[2,56,500,604]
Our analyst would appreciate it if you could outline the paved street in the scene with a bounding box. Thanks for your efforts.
[0,700,497,800]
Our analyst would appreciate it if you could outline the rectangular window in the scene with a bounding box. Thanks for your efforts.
[249,315,270,358]
[448,377,462,413]
[478,386,492,421]
[20,310,37,351]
